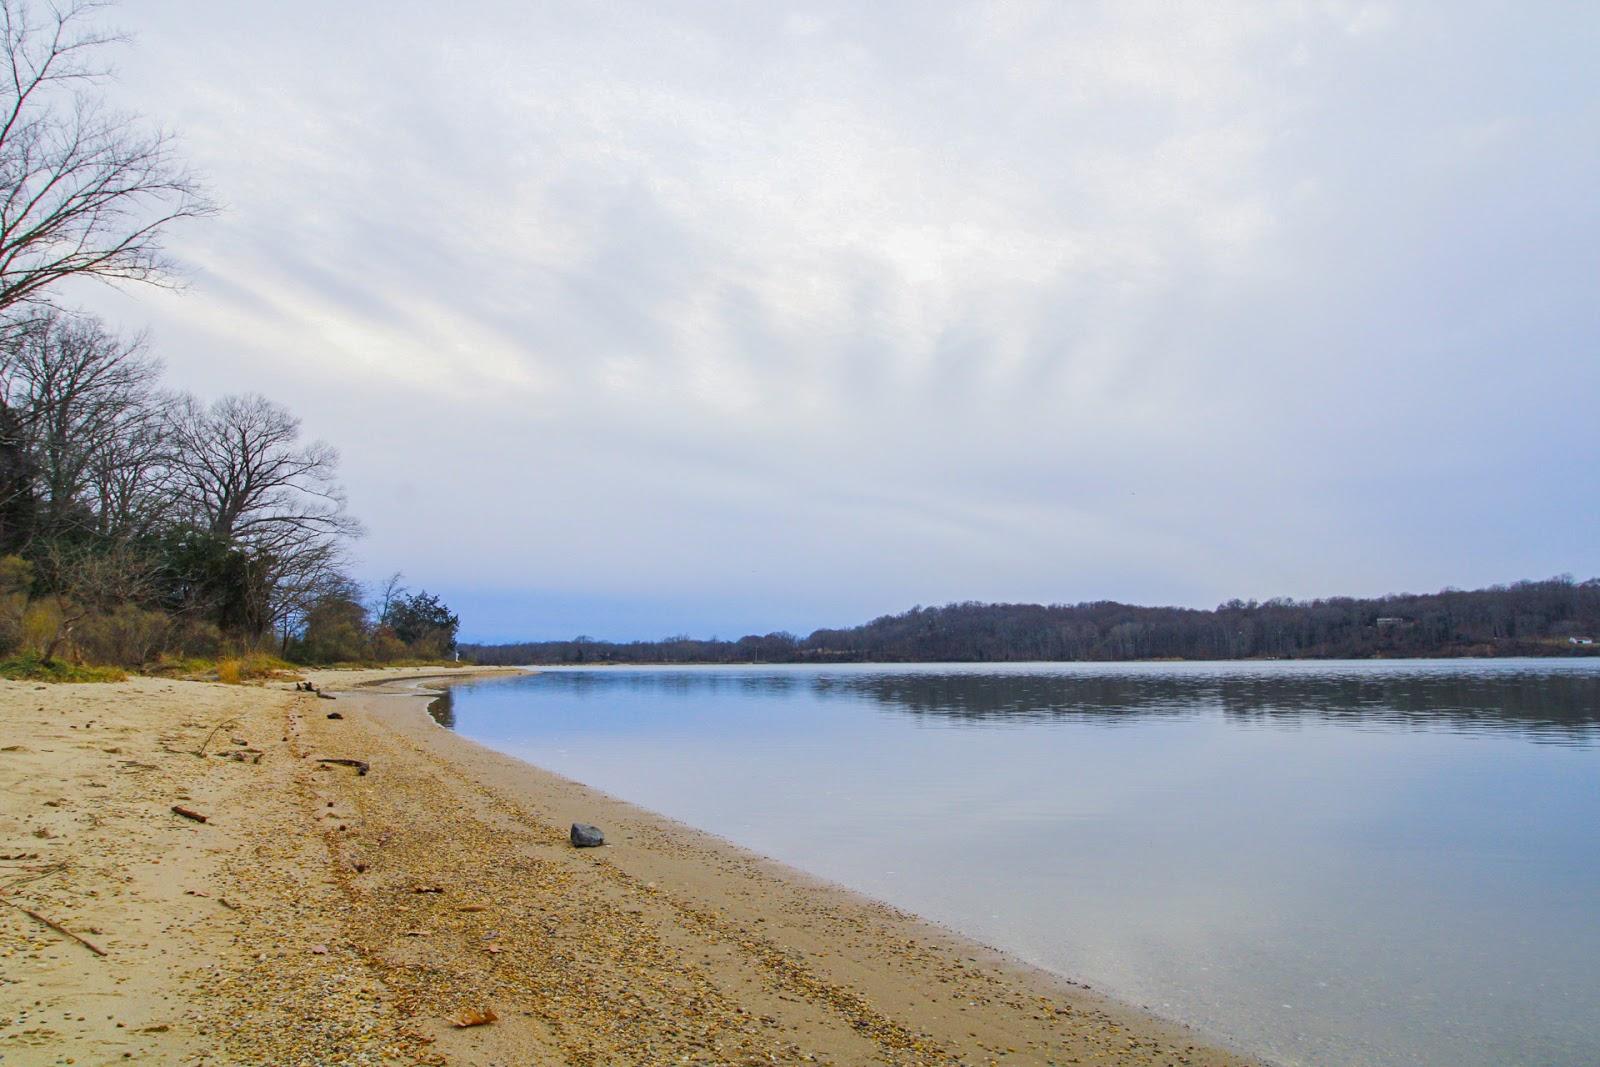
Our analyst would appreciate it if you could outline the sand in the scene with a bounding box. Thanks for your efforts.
[0,667,1256,1066]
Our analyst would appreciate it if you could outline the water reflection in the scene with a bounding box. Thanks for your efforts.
[443,661,1600,1067]
[526,664,1600,745]
[427,688,455,729]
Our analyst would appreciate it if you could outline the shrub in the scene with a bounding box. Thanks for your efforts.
[73,605,173,668]
[161,617,223,661]
[20,602,59,655]
[0,652,125,683]
[0,555,32,655]
[216,652,296,685]
[238,652,295,679]
[147,655,217,678]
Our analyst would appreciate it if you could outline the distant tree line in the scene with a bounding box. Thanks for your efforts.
[0,0,457,670]
[463,577,1600,665]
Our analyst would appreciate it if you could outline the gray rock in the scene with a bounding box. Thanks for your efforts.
[570,822,605,848]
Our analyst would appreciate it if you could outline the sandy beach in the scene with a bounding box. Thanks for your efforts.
[0,668,1254,1066]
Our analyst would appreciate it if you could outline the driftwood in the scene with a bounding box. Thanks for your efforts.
[2,896,107,956]
[316,758,369,776]
[171,805,209,823]
[317,691,336,700]
[193,718,240,758]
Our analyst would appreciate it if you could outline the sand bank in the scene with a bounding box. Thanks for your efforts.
[0,667,1253,1065]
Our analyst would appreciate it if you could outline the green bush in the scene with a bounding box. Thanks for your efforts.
[0,651,125,683]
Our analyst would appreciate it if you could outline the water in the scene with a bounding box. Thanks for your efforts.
[433,660,1600,1066]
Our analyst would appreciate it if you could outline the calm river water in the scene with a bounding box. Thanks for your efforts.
[434,660,1600,1067]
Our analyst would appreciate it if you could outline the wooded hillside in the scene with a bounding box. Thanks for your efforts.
[464,577,1600,665]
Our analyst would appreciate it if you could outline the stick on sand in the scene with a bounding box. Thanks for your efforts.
[2,896,108,956]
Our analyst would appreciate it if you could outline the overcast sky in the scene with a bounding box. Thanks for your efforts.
[71,1,1599,642]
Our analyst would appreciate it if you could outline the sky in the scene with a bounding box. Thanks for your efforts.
[65,1,1600,642]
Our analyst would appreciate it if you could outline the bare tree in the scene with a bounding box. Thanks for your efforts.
[172,393,361,546]
[0,0,212,311]
[83,384,176,538]
[375,570,405,628]
[0,308,163,537]
[171,393,361,636]
[267,538,354,652]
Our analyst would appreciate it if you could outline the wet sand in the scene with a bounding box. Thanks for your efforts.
[0,668,1255,1066]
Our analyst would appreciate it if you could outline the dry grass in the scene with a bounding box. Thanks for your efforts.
[214,652,301,685]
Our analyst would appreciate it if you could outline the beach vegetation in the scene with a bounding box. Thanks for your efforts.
[0,283,454,676]
[211,655,294,684]
[0,649,124,682]
[0,2,457,679]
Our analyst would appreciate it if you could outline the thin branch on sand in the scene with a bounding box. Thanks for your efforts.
[2,895,108,956]
[193,718,240,758]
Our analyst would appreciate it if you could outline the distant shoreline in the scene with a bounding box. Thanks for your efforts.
[464,577,1599,667]
[469,647,1600,668]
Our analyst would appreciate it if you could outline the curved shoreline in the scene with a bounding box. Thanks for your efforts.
[337,667,1260,1066]
[0,666,1257,1066]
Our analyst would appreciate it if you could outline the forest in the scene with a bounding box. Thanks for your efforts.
[463,576,1600,665]
[0,0,456,677]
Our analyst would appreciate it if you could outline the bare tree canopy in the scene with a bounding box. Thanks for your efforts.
[0,308,166,537]
[0,0,211,310]
[172,392,361,551]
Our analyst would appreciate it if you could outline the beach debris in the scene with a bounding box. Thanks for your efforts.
[412,885,444,894]
[456,904,487,912]
[215,748,263,764]
[450,1006,498,1028]
[570,823,605,848]
[317,691,336,700]
[310,943,328,955]
[193,718,240,758]
[316,757,369,776]
[326,711,343,720]
[171,805,209,823]
[1,896,108,956]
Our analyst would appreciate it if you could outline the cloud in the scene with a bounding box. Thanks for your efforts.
[68,0,1600,639]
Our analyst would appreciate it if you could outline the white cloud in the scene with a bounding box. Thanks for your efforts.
[65,0,1600,638]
